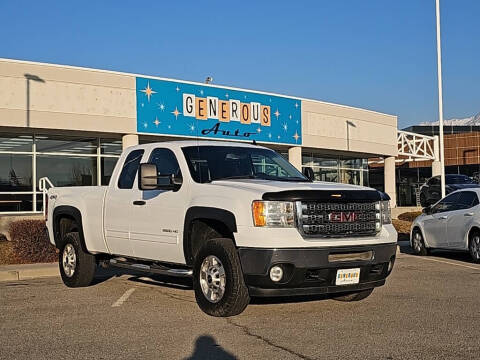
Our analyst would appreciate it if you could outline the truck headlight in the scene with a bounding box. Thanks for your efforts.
[380,200,391,225]
[252,201,295,227]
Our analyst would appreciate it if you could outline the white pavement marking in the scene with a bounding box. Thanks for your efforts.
[403,254,480,271]
[112,288,136,307]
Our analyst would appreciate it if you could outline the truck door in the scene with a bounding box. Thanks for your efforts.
[104,149,144,256]
[129,147,186,263]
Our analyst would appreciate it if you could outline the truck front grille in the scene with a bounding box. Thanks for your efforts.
[297,201,380,237]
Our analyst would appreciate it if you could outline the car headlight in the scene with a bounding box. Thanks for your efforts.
[252,201,295,227]
[380,200,391,225]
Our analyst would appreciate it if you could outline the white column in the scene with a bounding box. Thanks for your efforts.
[431,135,441,176]
[288,146,302,171]
[384,156,397,208]
[122,134,139,150]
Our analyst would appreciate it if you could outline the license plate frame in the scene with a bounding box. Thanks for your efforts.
[335,268,360,286]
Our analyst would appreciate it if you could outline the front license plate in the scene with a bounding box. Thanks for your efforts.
[335,268,360,285]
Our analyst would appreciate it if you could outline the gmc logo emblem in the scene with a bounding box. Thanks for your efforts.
[328,212,358,222]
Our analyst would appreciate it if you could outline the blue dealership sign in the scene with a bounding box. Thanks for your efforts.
[136,77,302,145]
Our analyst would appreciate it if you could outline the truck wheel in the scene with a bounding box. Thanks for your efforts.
[332,288,373,302]
[193,238,250,317]
[59,232,96,287]
[469,232,480,263]
[411,229,429,256]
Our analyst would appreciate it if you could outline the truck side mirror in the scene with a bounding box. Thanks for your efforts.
[139,163,159,190]
[422,205,432,215]
[139,163,182,191]
[303,167,315,181]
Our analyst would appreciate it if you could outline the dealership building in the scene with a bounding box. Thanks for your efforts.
[0,58,400,215]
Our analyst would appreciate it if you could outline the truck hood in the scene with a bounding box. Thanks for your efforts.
[210,179,374,195]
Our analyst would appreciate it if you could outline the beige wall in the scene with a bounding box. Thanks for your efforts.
[0,59,136,134]
[301,100,397,157]
[0,58,397,158]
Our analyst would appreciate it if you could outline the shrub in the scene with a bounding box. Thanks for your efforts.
[397,211,422,222]
[9,220,57,263]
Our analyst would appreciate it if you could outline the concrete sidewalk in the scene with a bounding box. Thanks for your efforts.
[0,262,58,281]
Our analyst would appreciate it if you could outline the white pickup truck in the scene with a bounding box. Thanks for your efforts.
[45,140,397,317]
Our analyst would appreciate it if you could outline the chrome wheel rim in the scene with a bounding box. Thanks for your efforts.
[471,236,480,260]
[199,255,226,303]
[413,232,423,253]
[62,244,76,278]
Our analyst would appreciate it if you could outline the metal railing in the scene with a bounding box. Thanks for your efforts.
[397,130,438,161]
[38,177,54,218]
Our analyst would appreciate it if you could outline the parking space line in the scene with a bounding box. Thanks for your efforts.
[404,254,480,271]
[112,288,136,307]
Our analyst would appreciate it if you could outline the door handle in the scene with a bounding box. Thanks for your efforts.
[133,200,146,206]
[464,212,474,217]
[439,215,448,220]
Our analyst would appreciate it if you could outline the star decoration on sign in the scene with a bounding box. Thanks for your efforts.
[141,103,144,107]
[143,122,148,128]
[289,114,292,120]
[268,133,272,139]
[157,103,165,111]
[171,107,181,120]
[277,135,281,140]
[282,123,288,132]
[176,86,180,92]
[256,127,262,133]
[225,93,229,99]
[295,102,299,109]
[200,90,204,95]
[274,109,281,120]
[154,117,161,127]
[189,123,196,132]
[293,131,300,143]
[168,125,171,129]
[141,82,156,102]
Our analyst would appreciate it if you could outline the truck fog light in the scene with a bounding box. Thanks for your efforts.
[269,265,284,282]
[387,258,395,273]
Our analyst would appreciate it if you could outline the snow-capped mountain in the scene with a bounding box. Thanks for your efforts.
[420,112,480,126]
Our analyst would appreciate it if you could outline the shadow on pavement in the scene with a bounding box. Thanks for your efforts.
[127,274,192,290]
[184,335,237,360]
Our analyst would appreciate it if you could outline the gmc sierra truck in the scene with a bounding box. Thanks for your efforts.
[45,140,397,317]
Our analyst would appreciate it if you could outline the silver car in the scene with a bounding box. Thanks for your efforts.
[411,189,480,263]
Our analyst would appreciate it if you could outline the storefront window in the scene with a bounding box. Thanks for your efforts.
[35,135,97,154]
[101,139,123,156]
[0,154,32,191]
[101,157,119,185]
[0,134,33,152]
[36,155,97,187]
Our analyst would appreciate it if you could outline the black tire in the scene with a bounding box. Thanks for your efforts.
[411,229,429,256]
[193,238,250,317]
[468,231,480,263]
[332,288,373,302]
[59,232,96,287]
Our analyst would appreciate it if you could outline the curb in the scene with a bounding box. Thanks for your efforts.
[0,263,59,282]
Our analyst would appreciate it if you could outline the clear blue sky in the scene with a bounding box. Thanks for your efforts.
[1,0,478,128]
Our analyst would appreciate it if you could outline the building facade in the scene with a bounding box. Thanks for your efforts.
[0,58,398,214]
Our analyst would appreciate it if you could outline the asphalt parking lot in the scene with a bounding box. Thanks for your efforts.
[1,244,479,360]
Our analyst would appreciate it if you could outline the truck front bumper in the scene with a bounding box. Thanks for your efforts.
[238,242,397,297]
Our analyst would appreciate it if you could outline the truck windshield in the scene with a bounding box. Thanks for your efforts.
[182,146,309,183]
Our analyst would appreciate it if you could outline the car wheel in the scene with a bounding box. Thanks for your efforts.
[469,232,480,263]
[332,288,373,302]
[59,232,96,287]
[193,238,250,317]
[411,229,429,256]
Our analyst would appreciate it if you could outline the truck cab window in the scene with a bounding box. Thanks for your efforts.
[149,148,182,178]
[118,149,144,189]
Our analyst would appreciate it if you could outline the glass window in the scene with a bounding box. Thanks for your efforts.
[308,167,339,182]
[0,154,32,191]
[457,191,479,209]
[35,135,97,154]
[101,139,123,156]
[118,150,144,189]
[101,157,119,186]
[37,155,97,187]
[182,146,307,183]
[0,193,33,212]
[0,134,33,152]
[149,148,182,177]
[432,192,461,213]
[340,169,362,185]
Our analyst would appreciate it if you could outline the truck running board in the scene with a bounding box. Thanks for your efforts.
[109,258,193,278]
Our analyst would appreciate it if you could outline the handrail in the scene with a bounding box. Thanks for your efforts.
[39,177,54,218]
